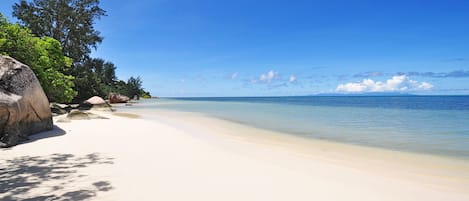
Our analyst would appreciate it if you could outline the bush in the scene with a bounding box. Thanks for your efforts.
[0,13,76,102]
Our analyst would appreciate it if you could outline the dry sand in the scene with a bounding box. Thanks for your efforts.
[1,109,469,201]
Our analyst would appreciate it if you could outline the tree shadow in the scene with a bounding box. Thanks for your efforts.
[0,153,114,201]
[18,125,66,146]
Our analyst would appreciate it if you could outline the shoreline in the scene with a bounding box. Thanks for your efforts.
[124,98,469,160]
[123,108,469,191]
[1,108,468,200]
[121,105,469,159]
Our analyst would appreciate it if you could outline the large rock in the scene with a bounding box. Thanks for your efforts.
[57,110,109,123]
[109,93,130,104]
[84,96,106,105]
[0,56,53,147]
[67,110,90,120]
[80,96,113,111]
[50,103,70,116]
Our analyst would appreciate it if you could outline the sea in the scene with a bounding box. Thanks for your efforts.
[126,96,469,159]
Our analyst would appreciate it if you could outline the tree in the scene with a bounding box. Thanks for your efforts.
[13,0,106,62]
[71,57,107,101]
[125,76,143,99]
[140,90,151,99]
[9,1,152,102]
[70,57,123,101]
[102,61,117,86]
[0,13,77,102]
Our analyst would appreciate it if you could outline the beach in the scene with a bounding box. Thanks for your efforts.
[1,109,469,201]
[2,0,469,200]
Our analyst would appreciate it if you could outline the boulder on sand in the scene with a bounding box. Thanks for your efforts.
[67,110,90,120]
[0,56,53,147]
[84,96,106,105]
[50,103,70,116]
[109,93,130,104]
[80,96,113,111]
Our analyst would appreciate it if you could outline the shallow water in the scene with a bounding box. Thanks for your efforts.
[126,96,469,159]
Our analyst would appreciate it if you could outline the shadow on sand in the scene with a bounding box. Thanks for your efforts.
[0,153,114,201]
[19,125,67,146]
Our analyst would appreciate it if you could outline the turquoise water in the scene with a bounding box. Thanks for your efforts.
[128,96,469,159]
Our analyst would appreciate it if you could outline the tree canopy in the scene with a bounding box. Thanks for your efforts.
[13,0,106,62]
[2,0,151,103]
[0,13,76,102]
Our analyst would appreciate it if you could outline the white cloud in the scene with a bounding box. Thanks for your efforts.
[336,82,367,92]
[259,70,279,83]
[289,75,297,83]
[418,82,434,90]
[336,75,433,93]
[231,72,238,79]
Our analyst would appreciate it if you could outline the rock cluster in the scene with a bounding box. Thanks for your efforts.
[0,56,122,147]
[50,96,113,116]
[53,96,112,123]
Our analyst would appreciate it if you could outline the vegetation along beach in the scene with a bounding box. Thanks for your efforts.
[1,0,468,200]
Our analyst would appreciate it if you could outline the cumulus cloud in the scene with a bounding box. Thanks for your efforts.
[259,70,279,83]
[289,75,297,82]
[418,82,434,90]
[244,70,301,89]
[336,75,433,93]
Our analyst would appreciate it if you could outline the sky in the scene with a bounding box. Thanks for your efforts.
[1,0,469,97]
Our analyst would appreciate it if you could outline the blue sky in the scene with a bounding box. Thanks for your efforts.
[2,0,469,96]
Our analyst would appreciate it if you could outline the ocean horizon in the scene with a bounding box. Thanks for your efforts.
[125,95,469,159]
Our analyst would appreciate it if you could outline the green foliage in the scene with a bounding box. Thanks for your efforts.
[7,0,151,102]
[42,68,76,102]
[0,13,77,102]
[125,76,143,99]
[70,58,152,101]
[140,91,152,99]
[71,58,107,101]
[102,62,117,86]
[109,80,129,97]
[13,0,106,62]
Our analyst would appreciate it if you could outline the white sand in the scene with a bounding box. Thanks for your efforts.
[1,109,469,201]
